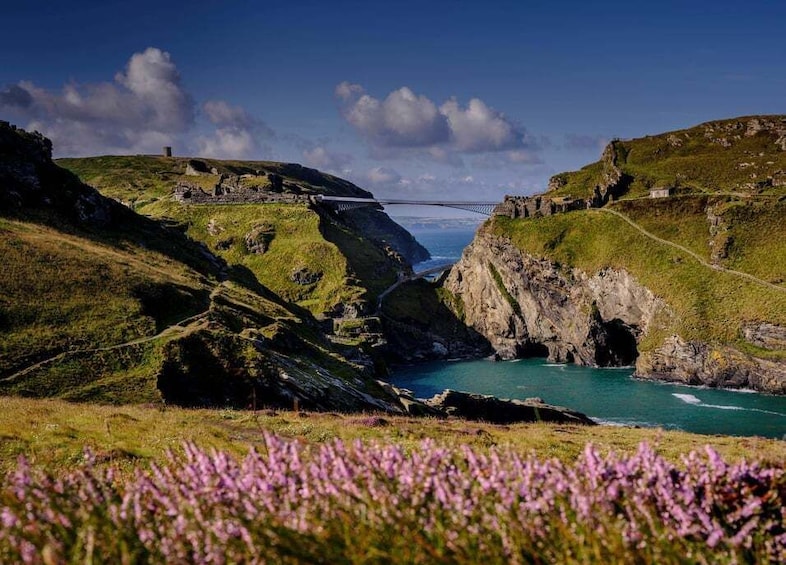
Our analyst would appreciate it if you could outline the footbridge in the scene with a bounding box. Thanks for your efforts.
[317,195,497,216]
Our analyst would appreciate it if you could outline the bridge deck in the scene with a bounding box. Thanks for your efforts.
[317,195,498,216]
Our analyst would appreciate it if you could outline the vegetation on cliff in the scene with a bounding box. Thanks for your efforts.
[549,115,786,199]
[0,123,398,410]
[463,116,786,392]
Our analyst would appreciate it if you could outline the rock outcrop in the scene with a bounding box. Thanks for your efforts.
[443,227,665,365]
[0,121,112,225]
[443,225,786,394]
[637,335,786,394]
[424,389,596,425]
[375,383,595,425]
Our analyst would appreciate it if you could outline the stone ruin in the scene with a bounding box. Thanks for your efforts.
[174,160,300,205]
[493,194,587,218]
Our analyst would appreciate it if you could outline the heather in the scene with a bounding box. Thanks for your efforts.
[1,434,784,564]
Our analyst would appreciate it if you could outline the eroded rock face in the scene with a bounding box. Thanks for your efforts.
[444,228,786,394]
[637,335,786,394]
[443,229,666,366]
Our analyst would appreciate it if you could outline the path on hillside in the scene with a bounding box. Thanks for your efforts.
[375,263,456,311]
[1,284,224,384]
[598,207,786,294]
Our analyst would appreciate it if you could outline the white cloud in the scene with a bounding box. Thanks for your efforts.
[337,82,450,147]
[367,166,402,185]
[196,128,257,159]
[196,99,272,159]
[0,48,194,155]
[440,97,521,152]
[302,146,353,170]
[336,82,540,163]
[335,81,364,101]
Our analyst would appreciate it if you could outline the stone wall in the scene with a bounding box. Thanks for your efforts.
[493,195,587,218]
[174,183,311,205]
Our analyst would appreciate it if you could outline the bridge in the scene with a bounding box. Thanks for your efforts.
[317,195,497,216]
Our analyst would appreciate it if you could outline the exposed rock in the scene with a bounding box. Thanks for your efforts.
[185,159,210,175]
[290,267,322,285]
[443,229,666,365]
[423,389,596,425]
[207,218,224,236]
[636,335,786,394]
[244,223,275,254]
[742,323,786,350]
[215,238,234,251]
[0,121,112,225]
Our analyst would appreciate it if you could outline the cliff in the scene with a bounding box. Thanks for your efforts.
[435,116,786,394]
[0,121,409,411]
[442,206,786,394]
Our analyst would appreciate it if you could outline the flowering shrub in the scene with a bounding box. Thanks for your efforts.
[1,435,784,563]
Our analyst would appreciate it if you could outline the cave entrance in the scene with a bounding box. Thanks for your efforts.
[595,318,639,367]
[518,341,550,359]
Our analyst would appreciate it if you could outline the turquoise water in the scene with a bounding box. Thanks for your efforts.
[395,225,786,439]
[390,358,786,438]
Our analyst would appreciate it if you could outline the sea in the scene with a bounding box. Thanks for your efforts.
[389,220,786,439]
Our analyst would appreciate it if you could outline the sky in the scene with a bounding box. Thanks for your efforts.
[1,0,785,213]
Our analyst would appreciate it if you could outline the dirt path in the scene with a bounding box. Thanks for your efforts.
[598,207,786,294]
[1,283,225,384]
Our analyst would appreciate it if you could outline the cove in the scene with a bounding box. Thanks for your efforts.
[389,358,786,439]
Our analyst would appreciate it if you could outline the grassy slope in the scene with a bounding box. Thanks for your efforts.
[57,155,370,206]
[1,397,784,475]
[492,211,786,355]
[59,156,399,316]
[498,116,786,356]
[0,217,211,376]
[551,115,786,199]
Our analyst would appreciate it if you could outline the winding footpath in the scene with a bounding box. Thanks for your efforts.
[598,207,786,294]
[1,283,224,384]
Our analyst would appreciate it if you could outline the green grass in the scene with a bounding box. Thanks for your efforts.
[139,200,388,316]
[57,155,372,209]
[550,115,786,200]
[1,396,784,475]
[0,218,210,376]
[491,211,786,353]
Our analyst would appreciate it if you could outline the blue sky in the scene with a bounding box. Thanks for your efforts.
[2,0,784,208]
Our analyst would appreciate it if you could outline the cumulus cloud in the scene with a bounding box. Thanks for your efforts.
[0,47,194,155]
[336,82,539,163]
[196,99,272,158]
[336,82,449,148]
[302,146,353,170]
[367,166,402,185]
[440,97,523,152]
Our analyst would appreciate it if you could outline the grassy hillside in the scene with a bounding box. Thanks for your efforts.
[492,207,786,357]
[0,124,388,408]
[1,396,784,475]
[57,155,372,206]
[139,199,396,317]
[59,155,417,316]
[550,115,786,199]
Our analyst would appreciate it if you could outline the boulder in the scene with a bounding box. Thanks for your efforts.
[424,389,596,425]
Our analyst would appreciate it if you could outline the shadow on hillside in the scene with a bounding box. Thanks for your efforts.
[380,278,492,363]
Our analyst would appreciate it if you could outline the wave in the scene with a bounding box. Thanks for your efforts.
[672,393,786,417]
[673,393,702,405]
[591,418,680,430]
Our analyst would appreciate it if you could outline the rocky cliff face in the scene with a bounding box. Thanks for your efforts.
[443,227,665,366]
[443,226,786,394]
[0,121,112,224]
